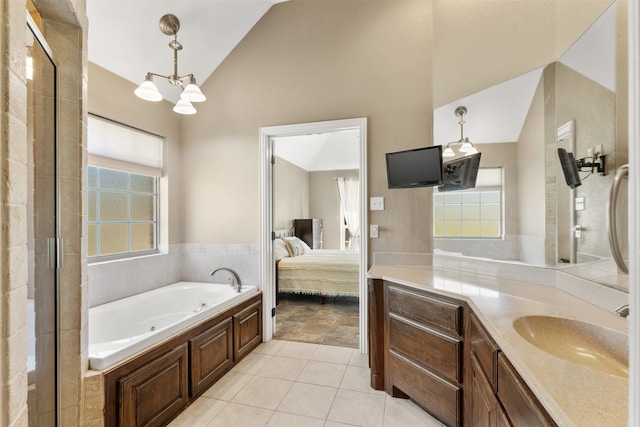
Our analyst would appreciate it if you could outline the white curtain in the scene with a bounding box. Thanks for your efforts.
[337,177,361,251]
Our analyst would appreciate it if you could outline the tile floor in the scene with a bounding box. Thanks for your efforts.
[169,340,445,427]
[274,294,359,348]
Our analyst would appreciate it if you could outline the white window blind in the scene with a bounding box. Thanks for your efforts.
[87,115,163,176]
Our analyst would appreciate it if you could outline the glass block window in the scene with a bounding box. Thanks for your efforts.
[433,168,503,238]
[87,166,158,258]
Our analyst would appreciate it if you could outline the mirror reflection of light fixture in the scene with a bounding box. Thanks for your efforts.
[442,106,478,157]
[134,14,206,115]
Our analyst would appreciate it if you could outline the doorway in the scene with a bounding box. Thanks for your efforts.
[259,118,368,352]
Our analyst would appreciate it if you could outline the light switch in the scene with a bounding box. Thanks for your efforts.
[370,197,384,211]
[370,224,379,238]
[575,197,585,211]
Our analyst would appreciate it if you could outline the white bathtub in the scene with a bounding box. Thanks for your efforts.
[89,281,258,370]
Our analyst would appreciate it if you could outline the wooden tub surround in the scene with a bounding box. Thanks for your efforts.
[100,292,262,427]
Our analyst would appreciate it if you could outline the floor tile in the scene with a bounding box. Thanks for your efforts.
[168,397,226,426]
[231,375,293,410]
[206,402,273,427]
[383,395,444,426]
[277,382,337,420]
[202,371,253,401]
[324,422,359,427]
[256,355,308,381]
[327,389,385,427]
[297,360,347,388]
[311,344,354,365]
[254,339,286,355]
[339,366,380,394]
[231,353,273,375]
[266,411,326,427]
[276,340,320,359]
[348,349,369,368]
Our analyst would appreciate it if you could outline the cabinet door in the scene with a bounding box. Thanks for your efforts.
[190,317,233,396]
[118,344,189,427]
[497,353,557,427]
[470,353,500,427]
[233,301,263,361]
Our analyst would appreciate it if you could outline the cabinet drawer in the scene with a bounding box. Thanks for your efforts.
[387,285,462,336]
[389,314,462,383]
[497,353,557,427]
[388,351,462,427]
[118,344,189,427]
[190,317,233,397]
[469,314,500,389]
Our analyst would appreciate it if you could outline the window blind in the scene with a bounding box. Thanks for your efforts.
[87,115,163,176]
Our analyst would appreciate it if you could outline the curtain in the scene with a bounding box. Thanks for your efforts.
[337,177,361,251]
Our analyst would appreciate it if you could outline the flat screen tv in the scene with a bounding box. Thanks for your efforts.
[557,148,582,189]
[385,145,443,189]
[438,152,482,192]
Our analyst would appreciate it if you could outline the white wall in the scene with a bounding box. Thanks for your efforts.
[273,156,309,231]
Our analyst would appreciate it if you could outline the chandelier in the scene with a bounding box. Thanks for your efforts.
[134,14,206,115]
[442,106,478,158]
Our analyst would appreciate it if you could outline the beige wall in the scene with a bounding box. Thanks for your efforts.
[273,156,309,231]
[433,0,613,107]
[309,169,359,250]
[87,63,183,247]
[181,0,433,257]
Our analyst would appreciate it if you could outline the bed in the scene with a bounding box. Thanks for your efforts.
[274,232,359,300]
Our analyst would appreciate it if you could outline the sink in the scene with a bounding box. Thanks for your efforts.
[513,315,628,378]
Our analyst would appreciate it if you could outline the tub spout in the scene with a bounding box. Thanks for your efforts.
[210,267,242,293]
[615,304,629,318]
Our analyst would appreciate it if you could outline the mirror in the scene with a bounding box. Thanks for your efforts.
[433,1,627,291]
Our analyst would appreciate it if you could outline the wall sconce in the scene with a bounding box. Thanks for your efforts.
[442,106,479,158]
[134,14,206,115]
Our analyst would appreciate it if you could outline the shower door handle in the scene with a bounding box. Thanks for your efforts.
[607,164,628,274]
[47,237,64,269]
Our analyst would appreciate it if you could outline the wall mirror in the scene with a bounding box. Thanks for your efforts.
[433,0,628,291]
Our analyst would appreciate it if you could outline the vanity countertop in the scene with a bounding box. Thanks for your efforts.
[368,265,628,427]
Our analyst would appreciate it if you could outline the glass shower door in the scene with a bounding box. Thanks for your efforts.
[27,15,59,426]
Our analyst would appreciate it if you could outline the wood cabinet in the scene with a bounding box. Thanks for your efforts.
[104,293,262,427]
[384,283,464,427]
[294,218,323,249]
[189,317,233,396]
[497,353,557,427]
[119,344,189,427]
[233,300,262,361]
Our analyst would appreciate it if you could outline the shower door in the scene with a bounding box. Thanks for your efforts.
[27,15,60,426]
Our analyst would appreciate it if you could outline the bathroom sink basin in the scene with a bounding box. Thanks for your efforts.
[513,315,628,378]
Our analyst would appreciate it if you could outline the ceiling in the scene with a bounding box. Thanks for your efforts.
[434,2,614,148]
[86,0,285,103]
[274,131,360,172]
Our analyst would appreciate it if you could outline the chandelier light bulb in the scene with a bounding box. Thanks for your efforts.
[135,78,162,102]
[180,83,206,103]
[442,147,456,158]
[173,98,197,115]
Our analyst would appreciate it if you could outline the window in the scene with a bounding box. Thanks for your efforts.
[433,167,503,239]
[87,115,163,259]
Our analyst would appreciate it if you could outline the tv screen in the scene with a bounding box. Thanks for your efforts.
[385,145,443,189]
[557,148,582,189]
[438,152,482,192]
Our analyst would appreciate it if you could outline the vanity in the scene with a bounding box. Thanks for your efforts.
[368,265,628,427]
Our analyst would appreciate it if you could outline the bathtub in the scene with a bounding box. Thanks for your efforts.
[89,281,258,370]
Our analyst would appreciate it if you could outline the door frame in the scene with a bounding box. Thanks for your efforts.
[259,118,368,352]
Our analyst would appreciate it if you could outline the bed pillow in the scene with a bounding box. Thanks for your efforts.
[282,236,309,257]
[274,238,290,261]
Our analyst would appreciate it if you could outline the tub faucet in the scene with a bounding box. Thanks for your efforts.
[615,304,629,318]
[210,267,242,293]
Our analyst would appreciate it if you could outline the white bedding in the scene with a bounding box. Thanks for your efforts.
[277,250,360,297]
